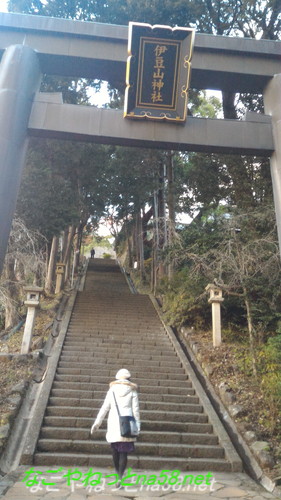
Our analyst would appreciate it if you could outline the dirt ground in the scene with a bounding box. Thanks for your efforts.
[181,329,281,479]
[0,299,57,422]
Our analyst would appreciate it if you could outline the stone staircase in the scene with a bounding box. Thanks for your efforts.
[34,258,242,471]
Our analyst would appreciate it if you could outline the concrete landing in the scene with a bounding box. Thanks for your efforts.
[0,465,278,499]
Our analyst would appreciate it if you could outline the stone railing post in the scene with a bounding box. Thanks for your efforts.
[55,263,65,294]
[205,284,224,347]
[21,286,43,354]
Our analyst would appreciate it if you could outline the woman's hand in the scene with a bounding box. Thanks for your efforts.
[91,423,99,434]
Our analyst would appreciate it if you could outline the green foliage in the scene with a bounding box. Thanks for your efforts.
[10,0,279,41]
[161,206,281,347]
[16,159,79,240]
[233,342,255,377]
[105,147,159,218]
[158,268,209,329]
[189,90,222,119]
[92,235,112,249]
[115,231,128,256]
[102,253,112,259]
[233,335,281,433]
[16,138,112,241]
[220,325,247,344]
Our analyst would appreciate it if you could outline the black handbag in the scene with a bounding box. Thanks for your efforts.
[113,392,139,438]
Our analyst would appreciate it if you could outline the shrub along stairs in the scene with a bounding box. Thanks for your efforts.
[33,258,242,471]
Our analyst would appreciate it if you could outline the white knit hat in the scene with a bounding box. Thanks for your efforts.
[115,368,131,380]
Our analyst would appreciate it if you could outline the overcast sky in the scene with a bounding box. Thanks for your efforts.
[0,1,8,12]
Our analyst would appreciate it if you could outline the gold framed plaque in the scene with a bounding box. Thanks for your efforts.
[124,22,195,123]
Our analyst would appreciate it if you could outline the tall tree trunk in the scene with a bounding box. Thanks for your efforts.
[152,191,159,294]
[167,151,176,227]
[45,235,59,294]
[134,216,140,271]
[127,235,133,269]
[222,91,255,208]
[4,256,19,330]
[167,151,176,278]
[125,218,133,268]
[61,228,68,262]
[63,225,76,283]
[138,210,145,280]
[158,162,166,278]
[74,223,84,272]
[243,287,258,379]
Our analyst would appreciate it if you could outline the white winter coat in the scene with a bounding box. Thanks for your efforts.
[93,380,140,443]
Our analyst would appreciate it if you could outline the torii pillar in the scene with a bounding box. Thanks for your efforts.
[264,75,281,256]
[0,45,41,275]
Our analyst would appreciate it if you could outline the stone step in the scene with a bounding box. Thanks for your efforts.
[69,317,162,321]
[67,315,164,321]
[75,304,154,307]
[55,367,188,381]
[60,344,175,353]
[45,406,208,423]
[65,329,165,337]
[37,439,225,459]
[67,330,166,337]
[54,375,194,392]
[72,307,156,312]
[64,334,168,342]
[50,386,199,404]
[63,337,172,347]
[70,306,159,311]
[63,335,171,343]
[61,345,174,356]
[34,452,232,471]
[48,396,204,414]
[57,361,183,375]
[59,354,181,367]
[60,351,178,361]
[67,321,165,327]
[70,308,158,312]
[31,259,241,473]
[43,416,213,434]
[68,313,165,319]
[40,427,219,446]
[64,328,168,335]
[72,298,152,304]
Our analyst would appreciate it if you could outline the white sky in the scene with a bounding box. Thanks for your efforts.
[0,1,8,12]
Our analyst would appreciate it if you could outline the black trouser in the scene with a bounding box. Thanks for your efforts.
[111,448,128,479]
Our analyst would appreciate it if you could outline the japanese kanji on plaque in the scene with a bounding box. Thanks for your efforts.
[124,22,195,122]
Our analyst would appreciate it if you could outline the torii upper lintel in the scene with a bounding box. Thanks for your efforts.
[0,11,280,93]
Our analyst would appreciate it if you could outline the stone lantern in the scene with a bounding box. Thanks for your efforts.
[21,285,43,354]
[205,283,224,347]
[55,262,65,294]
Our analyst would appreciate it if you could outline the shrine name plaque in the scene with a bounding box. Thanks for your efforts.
[124,22,195,123]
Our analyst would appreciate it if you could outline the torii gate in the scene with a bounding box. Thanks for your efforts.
[0,12,280,274]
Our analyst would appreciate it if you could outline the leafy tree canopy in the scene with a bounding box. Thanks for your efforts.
[8,0,280,40]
